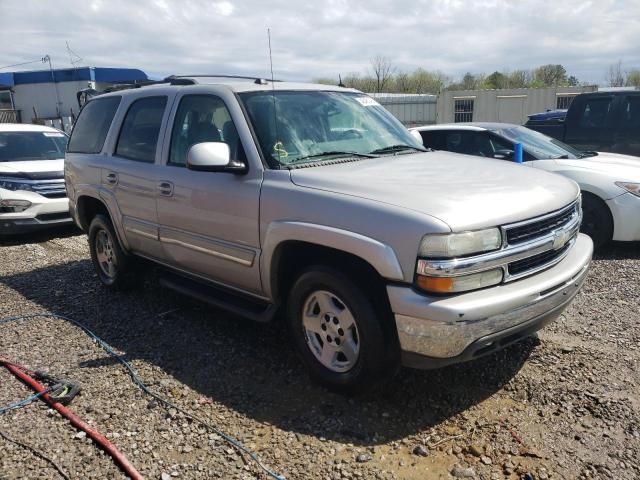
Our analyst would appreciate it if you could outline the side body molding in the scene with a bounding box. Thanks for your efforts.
[261,221,405,299]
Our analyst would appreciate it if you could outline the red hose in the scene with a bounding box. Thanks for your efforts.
[2,359,144,480]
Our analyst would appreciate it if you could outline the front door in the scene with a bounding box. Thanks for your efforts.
[156,92,263,294]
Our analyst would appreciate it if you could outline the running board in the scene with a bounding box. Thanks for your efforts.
[158,273,277,323]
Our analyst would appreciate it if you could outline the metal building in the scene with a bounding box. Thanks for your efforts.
[370,93,438,127]
[0,67,148,131]
[436,85,597,124]
[371,85,598,127]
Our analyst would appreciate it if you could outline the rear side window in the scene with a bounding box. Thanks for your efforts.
[116,96,167,163]
[67,96,121,153]
[577,97,613,129]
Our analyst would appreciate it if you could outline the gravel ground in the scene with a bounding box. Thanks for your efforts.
[0,227,638,480]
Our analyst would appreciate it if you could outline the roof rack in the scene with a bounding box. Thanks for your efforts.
[165,74,281,85]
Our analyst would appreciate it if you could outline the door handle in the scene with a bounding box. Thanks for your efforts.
[157,181,174,197]
[105,172,118,185]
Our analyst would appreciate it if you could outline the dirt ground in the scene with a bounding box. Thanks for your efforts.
[0,227,638,480]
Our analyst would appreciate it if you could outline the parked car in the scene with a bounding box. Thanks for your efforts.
[411,123,640,247]
[0,123,72,234]
[65,77,593,393]
[525,91,640,157]
[524,109,568,137]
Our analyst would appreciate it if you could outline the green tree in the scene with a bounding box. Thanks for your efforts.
[533,64,568,86]
[625,69,640,87]
[483,71,507,89]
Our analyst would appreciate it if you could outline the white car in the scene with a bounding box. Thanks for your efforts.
[0,123,72,234]
[411,123,640,247]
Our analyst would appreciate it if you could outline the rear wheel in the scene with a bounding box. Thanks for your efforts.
[286,266,399,394]
[88,214,134,289]
[581,192,613,249]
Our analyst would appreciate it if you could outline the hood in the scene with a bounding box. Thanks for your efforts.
[0,159,64,179]
[556,152,640,180]
[290,152,579,231]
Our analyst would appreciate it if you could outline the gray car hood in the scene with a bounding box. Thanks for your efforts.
[290,152,579,231]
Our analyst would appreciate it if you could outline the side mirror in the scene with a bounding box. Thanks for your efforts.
[187,142,245,173]
[493,149,514,160]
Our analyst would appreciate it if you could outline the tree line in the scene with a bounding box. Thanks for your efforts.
[314,56,640,94]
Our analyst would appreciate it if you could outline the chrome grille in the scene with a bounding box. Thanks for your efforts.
[508,241,572,276]
[505,202,578,245]
[31,179,67,198]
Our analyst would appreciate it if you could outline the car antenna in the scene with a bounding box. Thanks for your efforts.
[267,28,282,164]
[338,74,345,88]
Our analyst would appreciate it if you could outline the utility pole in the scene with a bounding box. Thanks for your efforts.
[42,54,62,116]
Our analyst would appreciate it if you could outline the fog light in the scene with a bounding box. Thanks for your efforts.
[416,268,503,293]
[0,199,32,213]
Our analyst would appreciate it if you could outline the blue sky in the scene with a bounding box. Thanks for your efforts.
[1,0,639,85]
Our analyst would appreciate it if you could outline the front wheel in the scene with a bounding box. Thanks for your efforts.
[286,266,399,394]
[581,193,613,249]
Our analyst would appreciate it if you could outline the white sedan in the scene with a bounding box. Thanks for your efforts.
[410,123,640,248]
[0,123,72,234]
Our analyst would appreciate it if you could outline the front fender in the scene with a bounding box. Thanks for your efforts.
[260,221,405,298]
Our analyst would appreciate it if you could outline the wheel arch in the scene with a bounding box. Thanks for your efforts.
[261,222,404,303]
[76,192,130,251]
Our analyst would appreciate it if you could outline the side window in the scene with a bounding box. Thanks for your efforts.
[443,131,467,154]
[115,96,167,163]
[487,134,513,155]
[169,95,244,167]
[67,96,121,153]
[621,97,640,130]
[419,131,446,150]
[578,97,613,129]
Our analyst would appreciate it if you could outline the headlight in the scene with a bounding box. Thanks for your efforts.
[0,199,32,213]
[615,182,640,197]
[418,228,502,258]
[416,268,503,293]
[0,178,34,192]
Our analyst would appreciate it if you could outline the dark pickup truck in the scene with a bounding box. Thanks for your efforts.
[525,91,640,157]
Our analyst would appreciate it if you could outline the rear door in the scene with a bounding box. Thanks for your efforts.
[612,94,640,156]
[155,88,263,294]
[564,94,616,151]
[103,93,174,258]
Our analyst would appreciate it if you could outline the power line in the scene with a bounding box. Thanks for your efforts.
[0,59,45,71]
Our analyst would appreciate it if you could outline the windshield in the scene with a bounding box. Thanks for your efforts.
[239,90,424,168]
[0,131,68,162]
[495,126,582,160]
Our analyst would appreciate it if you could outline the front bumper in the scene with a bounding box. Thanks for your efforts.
[607,192,640,242]
[0,195,72,235]
[389,233,593,369]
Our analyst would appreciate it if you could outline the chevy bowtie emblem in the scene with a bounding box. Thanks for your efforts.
[552,230,568,250]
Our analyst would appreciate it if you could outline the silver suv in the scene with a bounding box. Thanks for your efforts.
[65,76,593,393]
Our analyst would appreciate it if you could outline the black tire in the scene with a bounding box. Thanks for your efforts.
[286,266,399,394]
[581,192,613,249]
[88,214,134,289]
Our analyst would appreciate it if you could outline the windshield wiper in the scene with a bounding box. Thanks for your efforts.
[369,144,428,154]
[552,154,570,159]
[290,151,377,163]
[578,151,598,158]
